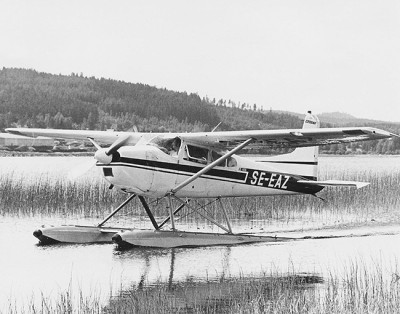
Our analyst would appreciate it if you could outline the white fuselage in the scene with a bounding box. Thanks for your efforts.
[97,145,322,198]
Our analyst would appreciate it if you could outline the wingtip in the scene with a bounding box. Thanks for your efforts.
[4,128,25,136]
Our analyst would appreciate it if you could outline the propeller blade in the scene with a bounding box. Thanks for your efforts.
[88,137,102,150]
[106,134,131,156]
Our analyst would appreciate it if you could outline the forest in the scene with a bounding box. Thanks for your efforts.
[1,67,399,154]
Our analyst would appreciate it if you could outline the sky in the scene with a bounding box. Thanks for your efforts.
[1,0,399,122]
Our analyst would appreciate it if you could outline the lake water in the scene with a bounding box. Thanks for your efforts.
[1,155,400,311]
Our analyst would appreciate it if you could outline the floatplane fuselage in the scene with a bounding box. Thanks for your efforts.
[100,145,322,199]
[6,111,397,248]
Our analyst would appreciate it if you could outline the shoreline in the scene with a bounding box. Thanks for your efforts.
[1,149,399,158]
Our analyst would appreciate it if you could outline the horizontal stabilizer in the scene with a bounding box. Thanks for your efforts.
[297,180,369,189]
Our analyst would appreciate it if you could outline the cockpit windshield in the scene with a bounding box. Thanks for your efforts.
[149,136,181,157]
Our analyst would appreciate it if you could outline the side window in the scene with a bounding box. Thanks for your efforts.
[210,150,222,162]
[185,145,237,168]
[210,150,225,167]
[210,150,236,168]
[186,145,208,164]
[227,157,237,167]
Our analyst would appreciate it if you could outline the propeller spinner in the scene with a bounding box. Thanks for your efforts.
[89,135,131,164]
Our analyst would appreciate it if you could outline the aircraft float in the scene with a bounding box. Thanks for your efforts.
[6,111,397,248]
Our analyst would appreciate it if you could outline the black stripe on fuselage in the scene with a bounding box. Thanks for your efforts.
[242,168,322,194]
[118,157,247,181]
[258,161,318,165]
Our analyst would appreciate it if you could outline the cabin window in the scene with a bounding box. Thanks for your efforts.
[227,157,237,167]
[185,146,237,168]
[210,150,222,162]
[210,150,226,167]
[186,145,208,164]
[210,150,236,167]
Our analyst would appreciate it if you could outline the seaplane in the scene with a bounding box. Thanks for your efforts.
[6,111,397,248]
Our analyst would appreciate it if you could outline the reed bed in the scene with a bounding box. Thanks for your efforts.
[0,159,400,229]
[187,169,400,232]
[0,174,128,217]
[1,167,400,228]
[7,260,400,313]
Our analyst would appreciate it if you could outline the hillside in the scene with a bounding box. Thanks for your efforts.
[0,68,399,154]
[0,68,305,132]
[317,112,400,126]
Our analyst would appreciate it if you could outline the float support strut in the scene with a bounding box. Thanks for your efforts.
[172,195,231,233]
[138,196,159,230]
[97,194,136,227]
[158,201,187,230]
[218,197,232,234]
[167,195,176,231]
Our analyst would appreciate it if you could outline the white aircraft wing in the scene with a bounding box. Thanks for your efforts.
[6,126,395,149]
[5,128,144,146]
[178,127,395,149]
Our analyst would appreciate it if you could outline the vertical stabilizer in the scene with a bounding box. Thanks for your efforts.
[254,111,320,180]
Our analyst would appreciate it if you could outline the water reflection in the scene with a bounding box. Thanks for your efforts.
[1,216,400,312]
[107,246,323,312]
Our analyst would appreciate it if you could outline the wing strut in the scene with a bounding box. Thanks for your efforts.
[169,138,254,195]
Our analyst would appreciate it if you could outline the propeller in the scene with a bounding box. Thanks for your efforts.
[90,134,131,164]
[67,135,132,180]
[105,134,131,156]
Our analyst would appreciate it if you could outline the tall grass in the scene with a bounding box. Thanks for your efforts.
[1,164,400,228]
[0,174,128,217]
[197,169,400,231]
[6,287,103,314]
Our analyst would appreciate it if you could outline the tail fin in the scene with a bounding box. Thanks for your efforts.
[255,111,320,180]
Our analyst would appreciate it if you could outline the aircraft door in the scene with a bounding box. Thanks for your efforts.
[174,143,207,196]
[141,149,155,194]
[146,147,179,196]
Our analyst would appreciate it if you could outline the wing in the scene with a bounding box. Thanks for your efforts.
[178,127,395,150]
[5,128,144,146]
[6,126,395,150]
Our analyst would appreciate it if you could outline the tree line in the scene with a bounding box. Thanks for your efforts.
[0,67,399,154]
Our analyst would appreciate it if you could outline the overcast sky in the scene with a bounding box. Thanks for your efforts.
[1,0,399,122]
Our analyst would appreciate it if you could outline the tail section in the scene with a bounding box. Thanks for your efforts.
[254,111,320,180]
